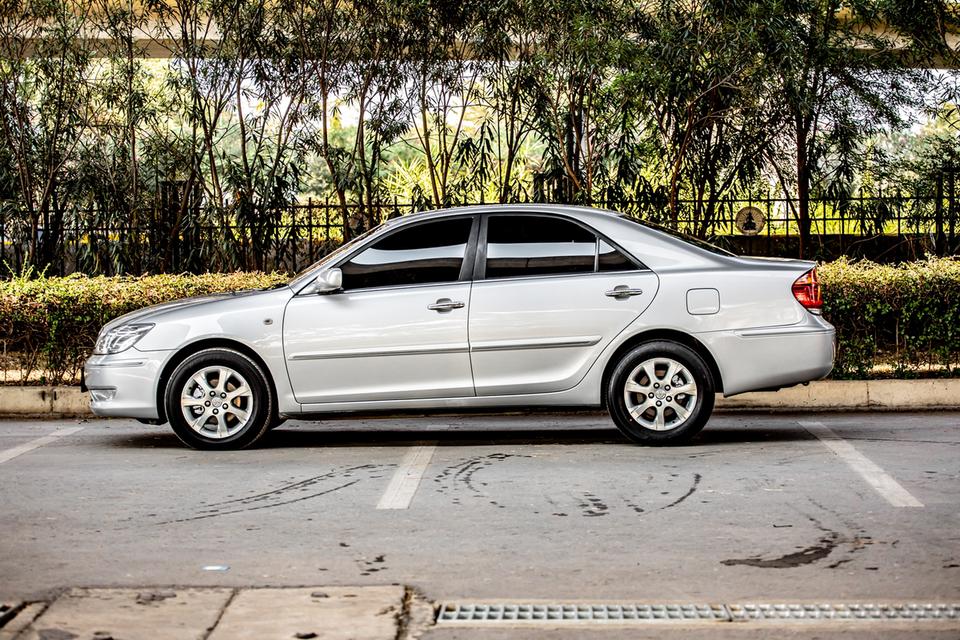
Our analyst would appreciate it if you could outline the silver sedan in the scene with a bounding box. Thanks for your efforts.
[83,205,835,449]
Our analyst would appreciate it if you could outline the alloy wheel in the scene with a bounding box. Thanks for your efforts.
[622,357,699,431]
[179,366,254,439]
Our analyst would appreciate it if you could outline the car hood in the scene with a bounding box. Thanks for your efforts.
[101,288,288,333]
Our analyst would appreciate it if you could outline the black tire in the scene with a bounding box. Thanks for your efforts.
[164,348,274,450]
[606,340,715,445]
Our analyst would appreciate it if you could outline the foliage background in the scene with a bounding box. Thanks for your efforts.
[1,259,958,384]
[0,0,958,275]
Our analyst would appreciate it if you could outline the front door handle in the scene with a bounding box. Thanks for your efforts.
[605,285,644,299]
[428,298,465,312]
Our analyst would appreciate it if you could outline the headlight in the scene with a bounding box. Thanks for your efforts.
[93,323,154,355]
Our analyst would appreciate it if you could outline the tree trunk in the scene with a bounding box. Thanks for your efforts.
[796,126,811,259]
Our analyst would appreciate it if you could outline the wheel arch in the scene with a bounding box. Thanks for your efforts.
[600,329,724,407]
[154,338,279,424]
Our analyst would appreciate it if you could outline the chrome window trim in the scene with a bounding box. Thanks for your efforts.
[295,279,474,297]
[469,268,651,286]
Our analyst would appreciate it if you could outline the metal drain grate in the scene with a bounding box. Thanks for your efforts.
[729,603,960,621]
[436,602,960,625]
[438,603,730,623]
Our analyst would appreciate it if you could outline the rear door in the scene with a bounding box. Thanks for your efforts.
[468,213,658,396]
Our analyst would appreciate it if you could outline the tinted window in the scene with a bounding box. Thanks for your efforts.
[598,240,635,272]
[340,218,472,290]
[485,215,596,279]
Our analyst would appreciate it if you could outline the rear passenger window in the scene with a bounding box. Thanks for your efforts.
[484,215,639,279]
[485,215,596,279]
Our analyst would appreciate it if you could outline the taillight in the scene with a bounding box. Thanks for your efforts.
[792,268,822,312]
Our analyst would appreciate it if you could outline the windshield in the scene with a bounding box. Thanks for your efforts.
[619,216,737,257]
[288,223,386,288]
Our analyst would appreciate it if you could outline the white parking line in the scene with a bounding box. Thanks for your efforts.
[0,426,85,465]
[799,421,923,508]
[376,443,437,510]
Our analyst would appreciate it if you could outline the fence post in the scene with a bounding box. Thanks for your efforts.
[949,171,956,251]
[765,193,771,256]
[325,196,331,247]
[307,197,314,267]
[936,172,945,257]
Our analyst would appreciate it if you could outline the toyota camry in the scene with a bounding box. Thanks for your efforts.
[84,204,835,449]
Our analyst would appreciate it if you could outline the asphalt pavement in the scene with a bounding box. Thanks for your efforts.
[0,411,957,638]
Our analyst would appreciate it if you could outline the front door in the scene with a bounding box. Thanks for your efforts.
[283,216,476,404]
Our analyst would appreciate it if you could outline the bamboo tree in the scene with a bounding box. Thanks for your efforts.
[760,0,945,257]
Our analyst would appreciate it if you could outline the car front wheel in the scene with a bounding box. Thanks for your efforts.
[164,348,273,450]
[607,340,715,445]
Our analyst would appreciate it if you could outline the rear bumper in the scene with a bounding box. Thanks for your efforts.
[83,349,173,420]
[698,315,835,397]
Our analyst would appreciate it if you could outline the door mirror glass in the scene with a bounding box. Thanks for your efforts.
[309,268,342,294]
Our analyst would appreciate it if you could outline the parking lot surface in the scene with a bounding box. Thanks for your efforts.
[0,411,957,637]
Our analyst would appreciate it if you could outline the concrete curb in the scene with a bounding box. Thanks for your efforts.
[1,380,959,419]
[714,379,960,411]
[0,386,90,417]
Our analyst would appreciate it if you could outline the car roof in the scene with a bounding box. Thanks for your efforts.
[384,203,622,227]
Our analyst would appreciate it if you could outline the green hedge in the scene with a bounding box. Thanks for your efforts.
[1,259,958,385]
[820,257,960,379]
[0,271,287,384]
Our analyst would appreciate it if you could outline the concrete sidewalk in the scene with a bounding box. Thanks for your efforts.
[2,379,960,418]
[1,586,420,640]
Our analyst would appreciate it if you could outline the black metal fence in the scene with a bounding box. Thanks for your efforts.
[1,193,958,276]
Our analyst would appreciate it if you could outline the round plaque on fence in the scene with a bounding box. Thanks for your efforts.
[735,206,765,235]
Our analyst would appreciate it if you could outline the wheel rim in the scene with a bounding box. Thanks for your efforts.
[179,366,254,439]
[623,357,698,432]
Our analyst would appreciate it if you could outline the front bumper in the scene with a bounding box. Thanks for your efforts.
[83,349,174,420]
[699,314,836,396]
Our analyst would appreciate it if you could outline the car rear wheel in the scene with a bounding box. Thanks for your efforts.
[164,348,273,450]
[607,340,714,445]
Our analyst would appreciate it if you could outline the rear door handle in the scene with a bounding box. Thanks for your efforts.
[428,298,465,312]
[605,286,643,299]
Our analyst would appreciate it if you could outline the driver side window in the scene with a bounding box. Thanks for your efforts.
[339,217,473,290]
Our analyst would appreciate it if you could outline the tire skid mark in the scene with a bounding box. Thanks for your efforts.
[660,473,702,509]
[434,453,531,506]
[577,492,609,517]
[721,531,840,568]
[623,499,645,514]
[201,464,381,508]
[159,480,361,524]
[357,553,388,576]
[160,464,385,524]
[720,514,876,569]
[806,501,883,569]
[611,472,701,517]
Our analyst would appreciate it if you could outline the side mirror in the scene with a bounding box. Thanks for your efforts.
[308,268,342,294]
